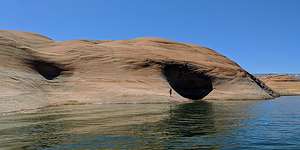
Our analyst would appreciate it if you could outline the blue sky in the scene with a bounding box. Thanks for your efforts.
[1,0,299,73]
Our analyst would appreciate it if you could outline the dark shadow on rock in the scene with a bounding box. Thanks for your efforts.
[28,60,65,80]
[162,63,213,100]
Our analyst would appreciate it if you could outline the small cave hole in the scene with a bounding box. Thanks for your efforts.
[29,60,65,80]
[162,63,213,100]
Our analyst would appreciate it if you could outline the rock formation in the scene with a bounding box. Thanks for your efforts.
[0,30,279,112]
[258,74,300,96]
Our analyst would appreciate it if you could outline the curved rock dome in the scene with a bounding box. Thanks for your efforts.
[0,30,278,112]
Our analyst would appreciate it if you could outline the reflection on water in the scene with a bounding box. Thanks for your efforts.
[0,96,300,150]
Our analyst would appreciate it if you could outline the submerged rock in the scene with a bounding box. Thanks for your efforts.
[0,30,278,112]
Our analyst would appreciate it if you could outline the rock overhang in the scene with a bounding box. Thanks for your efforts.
[0,30,280,112]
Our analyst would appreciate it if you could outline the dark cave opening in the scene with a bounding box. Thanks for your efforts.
[162,63,213,100]
[29,60,65,80]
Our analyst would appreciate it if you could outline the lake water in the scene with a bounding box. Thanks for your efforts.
[0,96,300,150]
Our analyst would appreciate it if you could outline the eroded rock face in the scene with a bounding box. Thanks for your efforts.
[0,30,278,112]
[162,63,213,100]
[258,74,300,96]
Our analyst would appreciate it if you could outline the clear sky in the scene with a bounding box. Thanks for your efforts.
[1,0,299,73]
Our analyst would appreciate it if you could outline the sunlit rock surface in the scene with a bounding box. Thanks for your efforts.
[258,74,300,96]
[0,30,278,112]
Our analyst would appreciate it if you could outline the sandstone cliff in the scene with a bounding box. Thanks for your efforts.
[258,74,300,96]
[0,30,278,112]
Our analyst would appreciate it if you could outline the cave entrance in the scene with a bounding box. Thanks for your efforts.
[162,64,213,100]
[29,60,65,80]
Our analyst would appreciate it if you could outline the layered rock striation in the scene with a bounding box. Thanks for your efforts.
[258,74,300,96]
[0,30,279,112]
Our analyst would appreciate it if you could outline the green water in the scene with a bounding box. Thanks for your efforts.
[0,96,300,150]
